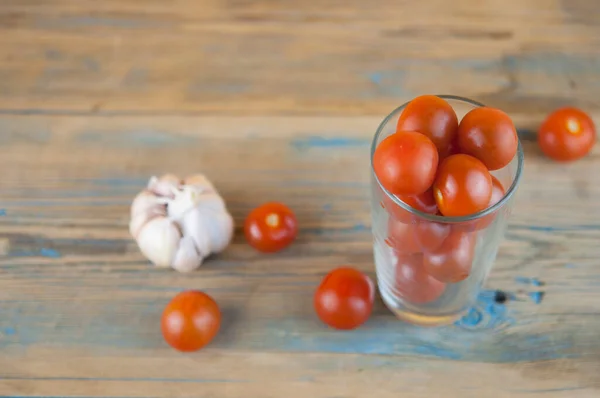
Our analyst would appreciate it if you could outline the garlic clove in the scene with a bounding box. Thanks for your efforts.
[130,211,157,239]
[129,190,167,238]
[185,203,234,255]
[179,207,213,256]
[136,217,182,267]
[148,173,180,198]
[205,212,234,254]
[167,185,198,220]
[130,190,166,218]
[184,174,216,193]
[172,235,203,273]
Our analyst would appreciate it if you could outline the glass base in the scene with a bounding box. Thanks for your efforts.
[381,290,469,327]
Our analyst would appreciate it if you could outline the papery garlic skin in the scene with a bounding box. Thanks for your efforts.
[129,173,234,272]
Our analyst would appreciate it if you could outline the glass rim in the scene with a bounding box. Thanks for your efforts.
[370,94,525,224]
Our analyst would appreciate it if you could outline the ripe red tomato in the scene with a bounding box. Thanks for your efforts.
[471,175,506,231]
[373,131,439,196]
[440,136,460,161]
[396,95,459,156]
[382,187,438,223]
[161,290,221,352]
[457,107,519,170]
[244,202,298,253]
[394,253,446,304]
[423,231,475,283]
[538,107,596,162]
[387,217,421,254]
[414,220,452,253]
[314,267,375,330]
[433,154,493,217]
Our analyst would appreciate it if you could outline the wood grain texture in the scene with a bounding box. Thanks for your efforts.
[0,0,600,116]
[1,116,600,397]
[1,0,600,396]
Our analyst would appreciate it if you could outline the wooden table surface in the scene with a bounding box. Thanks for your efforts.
[1,1,600,397]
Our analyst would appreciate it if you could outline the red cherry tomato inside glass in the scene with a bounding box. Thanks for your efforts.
[440,136,460,161]
[314,267,374,330]
[161,290,221,352]
[423,231,475,283]
[414,220,452,253]
[457,107,519,171]
[538,107,596,162]
[387,217,420,254]
[396,95,459,156]
[382,187,438,223]
[373,131,439,196]
[244,202,298,253]
[471,175,506,231]
[394,253,446,304]
[433,154,493,217]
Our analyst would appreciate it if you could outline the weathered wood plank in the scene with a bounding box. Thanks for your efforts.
[1,116,599,396]
[0,349,597,398]
[0,0,599,115]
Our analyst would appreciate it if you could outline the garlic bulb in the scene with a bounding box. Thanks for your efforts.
[129,173,234,272]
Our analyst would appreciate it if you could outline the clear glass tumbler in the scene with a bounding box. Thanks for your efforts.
[370,95,524,326]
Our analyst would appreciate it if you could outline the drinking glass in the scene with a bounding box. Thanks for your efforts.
[370,95,524,326]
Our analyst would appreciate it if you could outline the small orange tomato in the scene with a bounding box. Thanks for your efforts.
[423,231,475,283]
[396,95,459,156]
[382,187,438,223]
[433,154,493,217]
[394,253,446,304]
[457,107,518,171]
[314,267,375,330]
[538,107,596,162]
[414,220,452,253]
[161,290,221,352]
[244,202,298,253]
[387,217,421,254]
[373,131,439,196]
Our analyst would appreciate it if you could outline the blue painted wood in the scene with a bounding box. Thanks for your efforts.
[1,115,599,396]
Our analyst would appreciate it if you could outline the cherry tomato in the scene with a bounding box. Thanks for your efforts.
[423,231,475,283]
[414,220,452,253]
[433,154,493,217]
[472,175,506,231]
[394,253,446,304]
[382,187,438,223]
[387,217,420,254]
[244,202,298,253]
[373,131,439,196]
[314,267,375,330]
[161,290,221,352]
[538,107,596,162]
[457,107,519,170]
[396,95,459,156]
[440,136,460,161]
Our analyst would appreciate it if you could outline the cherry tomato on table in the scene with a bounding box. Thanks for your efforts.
[538,107,596,162]
[244,202,298,253]
[396,95,459,156]
[457,107,519,171]
[314,267,375,330]
[373,131,439,196]
[423,231,475,283]
[433,154,493,217]
[394,253,446,304]
[161,290,221,352]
